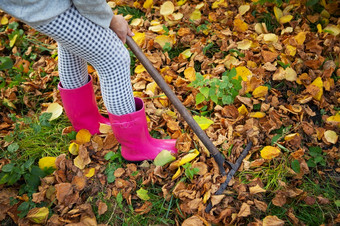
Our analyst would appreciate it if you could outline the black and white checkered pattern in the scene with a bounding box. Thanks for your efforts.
[36,5,135,115]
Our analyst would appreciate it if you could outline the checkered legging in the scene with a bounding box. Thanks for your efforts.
[35,5,135,115]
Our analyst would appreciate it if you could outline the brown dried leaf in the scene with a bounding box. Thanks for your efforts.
[238,202,251,217]
[272,191,287,207]
[249,184,266,194]
[97,201,108,216]
[263,215,285,226]
[254,199,268,212]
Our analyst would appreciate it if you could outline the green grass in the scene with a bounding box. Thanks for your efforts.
[115,6,145,21]
[2,114,72,161]
[237,157,290,191]
[91,185,177,225]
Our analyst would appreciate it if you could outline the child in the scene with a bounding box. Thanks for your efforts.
[0,0,177,161]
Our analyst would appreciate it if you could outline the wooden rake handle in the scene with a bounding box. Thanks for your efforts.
[126,36,226,175]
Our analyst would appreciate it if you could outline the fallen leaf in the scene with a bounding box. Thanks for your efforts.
[68,142,79,155]
[84,168,95,178]
[249,184,266,194]
[184,67,196,82]
[97,201,108,216]
[137,188,150,201]
[260,146,281,160]
[178,149,200,166]
[143,0,153,9]
[324,130,338,144]
[26,207,49,224]
[182,215,205,226]
[253,86,268,98]
[76,129,92,144]
[38,157,56,171]
[160,1,175,16]
[193,116,214,130]
[45,103,63,121]
[254,199,268,212]
[272,191,287,207]
[263,215,285,226]
[249,112,266,118]
[154,150,176,166]
[234,18,248,33]
[238,203,251,217]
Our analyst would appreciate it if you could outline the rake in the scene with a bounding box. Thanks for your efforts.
[126,36,252,212]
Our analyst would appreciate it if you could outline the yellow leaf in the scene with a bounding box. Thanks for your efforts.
[203,190,210,203]
[311,77,323,101]
[27,207,49,224]
[99,123,112,133]
[250,112,266,118]
[130,18,143,26]
[132,32,145,46]
[176,0,187,6]
[38,157,56,171]
[285,45,296,56]
[193,116,214,130]
[154,35,173,48]
[85,168,96,178]
[76,129,92,144]
[237,39,252,50]
[190,9,201,21]
[284,133,299,141]
[146,81,158,94]
[178,149,200,166]
[172,167,182,180]
[284,67,297,82]
[323,24,340,36]
[46,103,63,121]
[9,34,18,47]
[135,64,146,74]
[324,130,338,144]
[253,86,268,98]
[224,55,239,69]
[180,49,192,59]
[235,66,251,81]
[69,142,79,155]
[184,67,196,82]
[294,32,306,45]
[1,16,8,25]
[233,18,248,33]
[159,94,169,107]
[143,0,153,9]
[149,25,165,33]
[273,6,283,21]
[212,0,227,9]
[74,156,86,170]
[279,15,293,24]
[87,65,95,73]
[317,24,323,33]
[160,1,175,16]
[238,104,248,115]
[261,146,281,160]
[133,91,143,98]
[326,114,340,124]
[239,4,250,16]
[263,33,278,43]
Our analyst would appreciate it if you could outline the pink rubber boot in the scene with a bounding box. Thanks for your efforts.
[58,76,109,134]
[108,97,177,161]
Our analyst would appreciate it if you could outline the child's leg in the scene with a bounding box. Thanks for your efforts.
[36,6,135,115]
[58,44,88,89]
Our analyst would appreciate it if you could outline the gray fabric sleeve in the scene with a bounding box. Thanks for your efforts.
[72,0,113,28]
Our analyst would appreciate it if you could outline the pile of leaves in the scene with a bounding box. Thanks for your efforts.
[1,0,340,225]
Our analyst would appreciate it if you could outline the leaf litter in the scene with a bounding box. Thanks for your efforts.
[0,0,340,225]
